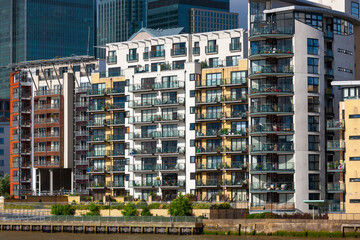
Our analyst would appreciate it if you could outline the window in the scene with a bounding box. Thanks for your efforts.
[190,123,195,130]
[0,128,3,133]
[190,90,195,97]
[308,135,320,151]
[338,67,353,74]
[350,199,360,203]
[352,1,359,18]
[107,51,117,63]
[307,39,319,55]
[309,155,319,170]
[231,71,247,85]
[308,96,319,113]
[350,157,360,161]
[190,107,195,114]
[190,140,195,147]
[0,160,3,166]
[308,77,319,93]
[206,73,222,86]
[349,114,360,118]
[230,37,241,51]
[350,136,360,140]
[350,178,360,182]
[309,174,320,190]
[190,156,195,163]
[295,12,323,30]
[308,58,319,74]
[308,116,319,132]
[190,173,195,180]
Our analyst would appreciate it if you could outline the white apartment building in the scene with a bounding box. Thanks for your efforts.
[103,28,248,200]
[248,0,360,213]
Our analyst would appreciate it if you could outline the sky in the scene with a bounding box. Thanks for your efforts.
[231,0,248,29]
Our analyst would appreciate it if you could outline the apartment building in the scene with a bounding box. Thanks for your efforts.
[9,56,102,199]
[248,0,360,213]
[96,28,248,201]
[327,81,360,214]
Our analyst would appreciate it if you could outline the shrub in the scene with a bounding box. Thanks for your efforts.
[192,203,211,209]
[122,203,138,216]
[51,205,75,215]
[141,206,152,216]
[148,203,161,209]
[210,202,231,209]
[86,203,100,215]
[168,193,192,216]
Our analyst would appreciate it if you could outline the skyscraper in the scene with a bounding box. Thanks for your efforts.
[0,0,95,99]
[147,0,236,33]
[96,0,147,58]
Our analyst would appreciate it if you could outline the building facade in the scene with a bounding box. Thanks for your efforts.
[147,0,235,33]
[248,0,360,213]
[93,28,248,201]
[0,121,10,178]
[0,0,95,99]
[9,56,102,199]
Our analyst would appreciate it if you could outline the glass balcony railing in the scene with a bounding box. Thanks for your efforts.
[109,118,125,125]
[87,105,107,111]
[129,131,185,139]
[251,143,294,153]
[195,112,223,121]
[250,182,294,191]
[99,70,124,78]
[250,25,293,37]
[195,145,247,154]
[250,65,294,76]
[221,77,247,86]
[129,180,161,188]
[250,162,294,172]
[195,79,223,88]
[326,120,344,130]
[128,98,185,108]
[250,45,293,56]
[205,45,218,54]
[87,88,110,96]
[196,95,247,104]
[88,167,105,173]
[34,160,60,167]
[75,160,88,166]
[171,48,187,56]
[162,180,185,187]
[250,104,294,114]
[107,181,125,188]
[128,114,184,124]
[34,89,62,96]
[87,119,109,126]
[250,123,293,133]
[127,53,139,62]
[196,179,218,187]
[250,84,294,95]
[34,104,60,110]
[107,150,125,156]
[230,43,241,51]
[327,162,344,172]
[107,56,117,64]
[87,135,106,142]
[220,179,247,187]
[327,182,344,192]
[107,135,125,141]
[88,181,106,188]
[327,140,345,151]
[108,102,125,110]
[150,50,165,58]
[129,81,184,92]
[87,150,106,158]
[129,148,155,155]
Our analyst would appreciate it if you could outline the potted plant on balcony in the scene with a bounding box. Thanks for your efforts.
[221,128,229,135]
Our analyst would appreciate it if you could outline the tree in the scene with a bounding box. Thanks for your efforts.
[51,205,75,215]
[141,205,152,216]
[0,174,10,199]
[168,193,192,216]
[121,202,138,216]
[86,203,100,215]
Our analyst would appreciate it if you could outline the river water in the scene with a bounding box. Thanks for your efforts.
[0,232,358,240]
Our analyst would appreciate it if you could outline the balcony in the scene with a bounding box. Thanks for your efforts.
[88,167,106,173]
[327,120,344,131]
[221,78,247,87]
[34,160,60,167]
[34,104,60,111]
[250,162,294,173]
[127,53,139,62]
[108,102,125,111]
[88,181,106,188]
[75,102,88,108]
[195,95,246,105]
[34,118,60,125]
[75,160,88,166]
[129,180,161,188]
[161,180,185,188]
[195,112,223,121]
[325,68,334,79]
[106,55,117,64]
[107,150,125,157]
[195,79,223,88]
[205,45,218,54]
[249,65,294,78]
[75,146,88,151]
[109,87,125,95]
[160,163,185,171]
[250,104,294,115]
[129,130,185,140]
[222,112,247,120]
[327,162,345,172]
[196,179,218,188]
[171,48,187,56]
[12,176,19,182]
[107,181,125,188]
[99,70,124,78]
[107,135,125,142]
[129,163,185,172]
[250,84,294,97]
[327,140,345,151]
[109,118,125,126]
[220,180,247,187]
[196,163,222,171]
[250,123,294,135]
[154,81,185,90]
[129,148,156,156]
[150,50,165,58]
[75,116,88,122]
[325,49,334,60]
[87,88,109,96]
[128,98,184,108]
[249,45,293,59]
[328,183,344,193]
[250,182,294,192]
[34,89,61,96]
[87,105,107,112]
[129,114,184,124]
[155,147,185,155]
[76,175,89,181]
[249,25,293,39]
[87,150,107,158]
[251,143,294,154]
[195,129,220,138]
[34,146,60,153]
[106,165,125,173]
[87,119,109,127]
[75,131,88,137]
[87,135,106,142]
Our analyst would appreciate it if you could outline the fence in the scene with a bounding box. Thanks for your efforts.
[210,209,249,219]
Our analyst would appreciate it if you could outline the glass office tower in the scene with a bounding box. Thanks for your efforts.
[0,0,95,99]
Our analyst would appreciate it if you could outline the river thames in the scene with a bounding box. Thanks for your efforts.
[0,232,358,240]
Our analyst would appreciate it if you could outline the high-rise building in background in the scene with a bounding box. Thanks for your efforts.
[0,0,95,99]
[147,0,238,33]
[96,0,148,58]
[248,0,360,212]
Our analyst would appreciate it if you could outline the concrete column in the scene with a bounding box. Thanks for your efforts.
[71,169,74,194]
[49,169,53,195]
[38,170,41,195]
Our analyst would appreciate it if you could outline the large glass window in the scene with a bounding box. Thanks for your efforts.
[206,73,222,86]
[307,39,319,55]
[308,116,319,132]
[309,155,320,170]
[308,58,319,74]
[308,77,319,93]
[308,135,320,151]
[309,174,320,190]
[308,96,320,113]
[352,1,359,18]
